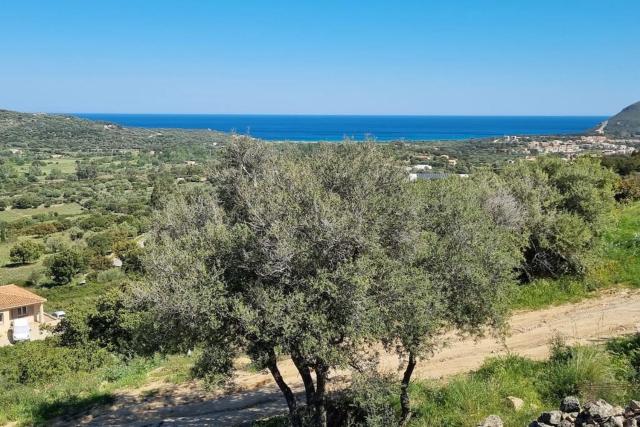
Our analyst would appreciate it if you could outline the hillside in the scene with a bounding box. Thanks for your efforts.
[0,109,227,152]
[597,101,640,137]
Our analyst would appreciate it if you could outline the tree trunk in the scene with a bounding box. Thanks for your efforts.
[399,352,417,427]
[292,353,316,405]
[266,350,301,427]
[313,365,328,427]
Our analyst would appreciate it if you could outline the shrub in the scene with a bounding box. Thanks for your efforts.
[9,240,45,264]
[543,337,630,402]
[0,340,113,386]
[44,247,88,284]
[616,174,640,201]
[96,268,125,283]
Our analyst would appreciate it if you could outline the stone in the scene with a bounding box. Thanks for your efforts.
[478,415,503,427]
[584,399,615,423]
[539,410,563,425]
[559,421,573,427]
[624,417,638,427]
[529,422,552,427]
[506,396,525,411]
[561,396,581,413]
[629,401,640,413]
[613,406,626,416]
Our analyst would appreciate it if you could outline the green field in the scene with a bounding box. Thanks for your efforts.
[0,203,83,222]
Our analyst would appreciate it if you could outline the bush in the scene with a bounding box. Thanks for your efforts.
[11,194,41,209]
[96,268,125,283]
[9,240,45,264]
[616,174,640,201]
[0,340,112,385]
[44,247,88,284]
[543,337,631,403]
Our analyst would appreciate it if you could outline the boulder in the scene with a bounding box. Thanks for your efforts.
[624,417,638,427]
[559,421,573,427]
[561,396,581,413]
[538,410,563,425]
[478,415,503,427]
[506,396,525,411]
[629,401,640,413]
[584,399,615,423]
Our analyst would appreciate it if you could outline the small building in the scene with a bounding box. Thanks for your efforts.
[0,284,47,345]
[413,164,433,171]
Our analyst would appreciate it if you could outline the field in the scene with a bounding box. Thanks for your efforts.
[0,203,83,222]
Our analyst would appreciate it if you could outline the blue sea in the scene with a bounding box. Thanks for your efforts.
[74,114,606,142]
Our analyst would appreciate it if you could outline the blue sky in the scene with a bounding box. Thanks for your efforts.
[1,1,638,115]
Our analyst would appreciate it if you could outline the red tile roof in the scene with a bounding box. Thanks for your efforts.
[0,284,46,310]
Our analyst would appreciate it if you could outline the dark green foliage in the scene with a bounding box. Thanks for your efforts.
[9,239,45,264]
[75,161,98,180]
[600,100,640,137]
[0,339,112,385]
[502,157,617,280]
[45,247,88,284]
[606,333,640,381]
[86,232,114,256]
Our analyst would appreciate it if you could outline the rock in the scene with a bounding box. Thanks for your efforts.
[478,415,503,427]
[529,422,553,427]
[506,396,525,411]
[584,399,615,423]
[629,401,640,413]
[559,421,573,427]
[561,396,581,413]
[614,406,626,416]
[624,417,638,427]
[613,416,626,427]
[539,410,563,425]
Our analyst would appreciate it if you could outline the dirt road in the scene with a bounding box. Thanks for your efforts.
[58,289,640,426]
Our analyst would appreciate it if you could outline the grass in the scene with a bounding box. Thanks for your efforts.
[0,351,196,426]
[510,201,640,311]
[407,339,638,427]
[33,281,119,312]
[0,230,74,286]
[0,203,83,222]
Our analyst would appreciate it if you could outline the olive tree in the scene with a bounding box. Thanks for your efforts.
[139,139,415,426]
[379,174,525,425]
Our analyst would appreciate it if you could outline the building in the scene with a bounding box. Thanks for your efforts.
[0,284,50,345]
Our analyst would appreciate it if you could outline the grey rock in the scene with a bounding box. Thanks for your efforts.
[629,401,640,413]
[478,415,503,427]
[539,410,563,425]
[561,396,581,413]
[584,399,615,423]
[506,396,525,411]
[559,421,573,427]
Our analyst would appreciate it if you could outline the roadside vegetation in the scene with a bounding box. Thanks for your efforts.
[1,110,639,426]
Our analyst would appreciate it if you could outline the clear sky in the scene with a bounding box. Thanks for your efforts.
[1,1,639,115]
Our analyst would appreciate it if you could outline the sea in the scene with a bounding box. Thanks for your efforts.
[74,114,606,142]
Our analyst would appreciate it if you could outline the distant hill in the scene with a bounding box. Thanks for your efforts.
[596,101,640,137]
[0,109,228,151]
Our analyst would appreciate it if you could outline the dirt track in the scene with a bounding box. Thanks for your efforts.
[57,289,640,426]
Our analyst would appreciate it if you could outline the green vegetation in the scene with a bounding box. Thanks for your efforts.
[601,100,640,137]
[1,110,639,426]
[407,337,638,427]
[0,337,193,426]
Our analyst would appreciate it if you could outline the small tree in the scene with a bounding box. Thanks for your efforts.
[45,247,88,284]
[381,175,524,425]
[10,240,45,264]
